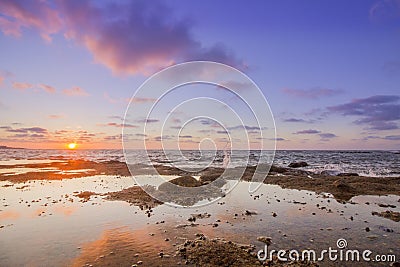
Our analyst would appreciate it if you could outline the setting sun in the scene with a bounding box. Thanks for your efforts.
[67,143,77,149]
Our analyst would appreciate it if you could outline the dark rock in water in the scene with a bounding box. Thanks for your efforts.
[244,210,258,216]
[166,176,202,187]
[338,172,359,177]
[378,203,396,208]
[269,165,287,173]
[378,225,394,233]
[288,161,308,168]
[365,227,370,232]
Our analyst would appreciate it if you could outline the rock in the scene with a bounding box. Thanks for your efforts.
[372,210,400,222]
[337,172,359,177]
[269,165,288,173]
[244,210,258,216]
[166,176,202,187]
[257,236,272,246]
[365,227,370,232]
[378,203,396,208]
[288,161,308,168]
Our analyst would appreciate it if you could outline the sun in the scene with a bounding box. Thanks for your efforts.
[67,143,77,149]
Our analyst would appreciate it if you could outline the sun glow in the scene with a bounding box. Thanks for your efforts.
[67,143,77,149]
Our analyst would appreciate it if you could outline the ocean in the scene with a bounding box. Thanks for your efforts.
[0,149,398,177]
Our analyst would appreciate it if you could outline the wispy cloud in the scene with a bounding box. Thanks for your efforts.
[383,135,400,140]
[12,82,33,90]
[130,97,157,104]
[48,114,64,119]
[100,122,137,128]
[62,86,89,97]
[227,125,261,131]
[369,0,400,22]
[137,118,160,123]
[5,126,48,134]
[318,133,337,139]
[327,95,400,130]
[283,118,315,123]
[282,87,342,99]
[38,83,56,93]
[293,129,321,134]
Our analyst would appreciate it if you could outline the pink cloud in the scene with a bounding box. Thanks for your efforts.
[0,0,62,42]
[98,122,138,128]
[48,114,64,119]
[129,97,157,104]
[62,86,89,97]
[0,75,4,85]
[12,82,33,90]
[0,0,244,75]
[38,83,56,93]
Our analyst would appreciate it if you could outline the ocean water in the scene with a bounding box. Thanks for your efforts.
[0,149,398,177]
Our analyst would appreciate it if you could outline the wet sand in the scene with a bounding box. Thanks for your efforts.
[0,160,399,266]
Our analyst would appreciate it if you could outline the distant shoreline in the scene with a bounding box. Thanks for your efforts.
[0,145,25,150]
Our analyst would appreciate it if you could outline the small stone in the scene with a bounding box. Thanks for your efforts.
[365,227,370,232]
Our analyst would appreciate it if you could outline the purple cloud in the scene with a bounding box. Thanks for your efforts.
[384,135,400,141]
[105,122,137,128]
[327,95,400,130]
[179,135,192,138]
[282,87,342,99]
[283,118,315,123]
[294,129,321,134]
[318,133,337,139]
[227,125,261,131]
[6,127,48,134]
[0,0,244,75]
[137,118,160,124]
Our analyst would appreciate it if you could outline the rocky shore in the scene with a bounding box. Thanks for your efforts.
[1,160,399,202]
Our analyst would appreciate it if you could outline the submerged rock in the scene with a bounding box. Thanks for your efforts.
[288,161,308,168]
[372,210,400,222]
[166,176,202,187]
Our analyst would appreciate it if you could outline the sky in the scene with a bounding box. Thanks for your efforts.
[0,0,399,150]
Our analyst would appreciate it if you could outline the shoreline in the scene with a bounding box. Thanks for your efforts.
[1,159,399,202]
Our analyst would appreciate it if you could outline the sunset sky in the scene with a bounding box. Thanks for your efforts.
[0,0,399,150]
